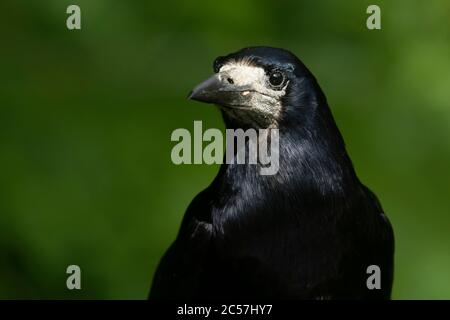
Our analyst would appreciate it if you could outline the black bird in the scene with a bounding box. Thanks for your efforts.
[150,47,394,299]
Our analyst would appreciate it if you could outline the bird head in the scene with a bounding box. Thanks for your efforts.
[189,47,325,129]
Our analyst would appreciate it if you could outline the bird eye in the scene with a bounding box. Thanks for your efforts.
[269,71,285,87]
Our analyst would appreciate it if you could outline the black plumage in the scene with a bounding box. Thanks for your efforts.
[150,47,394,299]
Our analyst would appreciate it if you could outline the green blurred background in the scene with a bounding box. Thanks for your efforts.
[0,0,449,299]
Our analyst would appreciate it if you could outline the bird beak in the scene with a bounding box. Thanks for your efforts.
[188,74,249,107]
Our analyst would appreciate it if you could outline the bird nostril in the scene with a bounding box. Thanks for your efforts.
[227,77,234,84]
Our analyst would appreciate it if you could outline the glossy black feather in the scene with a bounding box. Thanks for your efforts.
[150,47,394,300]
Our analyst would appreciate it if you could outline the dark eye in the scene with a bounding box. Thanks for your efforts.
[269,71,285,87]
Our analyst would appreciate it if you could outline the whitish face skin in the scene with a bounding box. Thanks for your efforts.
[216,59,289,128]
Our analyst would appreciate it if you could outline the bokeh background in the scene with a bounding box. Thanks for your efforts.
[1,0,449,299]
